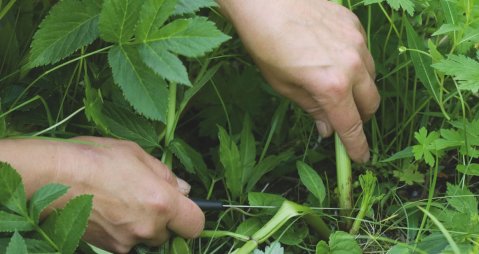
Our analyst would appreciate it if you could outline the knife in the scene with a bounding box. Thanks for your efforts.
[191,198,355,211]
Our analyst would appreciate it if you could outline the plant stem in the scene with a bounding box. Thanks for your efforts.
[162,82,177,168]
[335,133,352,229]
[200,230,250,242]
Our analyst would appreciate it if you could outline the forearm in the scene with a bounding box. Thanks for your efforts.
[0,139,59,197]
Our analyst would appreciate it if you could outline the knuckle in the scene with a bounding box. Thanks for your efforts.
[132,224,157,240]
[322,75,350,98]
[344,50,363,71]
[147,194,172,215]
[350,31,366,47]
[112,243,133,254]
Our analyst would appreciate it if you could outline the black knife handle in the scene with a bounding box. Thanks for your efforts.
[191,198,224,210]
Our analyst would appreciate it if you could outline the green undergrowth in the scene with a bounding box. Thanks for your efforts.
[1,0,479,253]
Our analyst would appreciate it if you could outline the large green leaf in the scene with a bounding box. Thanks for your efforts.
[246,151,293,193]
[0,212,33,232]
[239,115,256,182]
[404,18,441,105]
[52,195,93,254]
[446,184,477,215]
[328,231,362,254]
[297,161,326,204]
[99,0,142,43]
[218,126,243,199]
[5,232,27,254]
[139,44,191,85]
[28,183,69,224]
[108,45,168,121]
[29,0,101,67]
[146,17,230,57]
[0,162,27,215]
[174,0,217,15]
[102,102,160,149]
[169,138,212,188]
[136,0,176,41]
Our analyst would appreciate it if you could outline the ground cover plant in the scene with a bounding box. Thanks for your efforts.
[1,0,479,253]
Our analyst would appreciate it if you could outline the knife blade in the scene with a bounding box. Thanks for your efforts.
[191,198,356,211]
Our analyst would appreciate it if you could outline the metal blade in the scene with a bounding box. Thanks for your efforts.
[222,204,355,210]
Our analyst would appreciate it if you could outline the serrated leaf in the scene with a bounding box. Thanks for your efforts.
[29,0,101,67]
[169,138,212,188]
[432,54,479,93]
[329,231,362,254]
[170,237,190,254]
[52,195,93,254]
[0,211,33,232]
[102,102,160,149]
[139,44,191,85]
[29,183,69,224]
[6,232,27,254]
[405,18,441,106]
[174,0,217,15]
[99,0,142,43]
[297,161,326,204]
[446,183,477,215]
[146,17,230,57]
[218,126,243,199]
[386,0,414,15]
[456,163,479,176]
[136,0,176,41]
[253,242,284,254]
[0,162,27,215]
[393,165,424,185]
[108,45,168,121]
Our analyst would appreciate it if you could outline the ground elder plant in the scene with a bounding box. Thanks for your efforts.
[1,0,479,253]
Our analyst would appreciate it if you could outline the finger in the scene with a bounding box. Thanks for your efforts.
[323,92,369,163]
[141,153,180,189]
[167,194,205,238]
[359,45,376,80]
[352,66,380,121]
[261,74,334,137]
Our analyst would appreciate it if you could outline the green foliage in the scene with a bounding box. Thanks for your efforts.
[29,0,101,67]
[0,163,92,253]
[315,231,362,254]
[433,55,479,93]
[170,237,191,254]
[297,161,326,204]
[412,127,440,167]
[393,163,424,185]
[253,242,284,254]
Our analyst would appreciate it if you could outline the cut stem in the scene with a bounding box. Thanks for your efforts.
[335,133,352,229]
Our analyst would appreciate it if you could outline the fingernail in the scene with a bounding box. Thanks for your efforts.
[316,120,329,137]
[177,178,191,195]
[361,152,370,163]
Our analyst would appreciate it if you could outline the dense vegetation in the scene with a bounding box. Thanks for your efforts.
[1,0,479,253]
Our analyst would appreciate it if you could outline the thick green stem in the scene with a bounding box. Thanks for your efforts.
[162,82,177,168]
[303,213,331,240]
[335,133,352,228]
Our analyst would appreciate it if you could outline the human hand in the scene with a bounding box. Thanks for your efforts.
[0,137,204,253]
[218,0,380,162]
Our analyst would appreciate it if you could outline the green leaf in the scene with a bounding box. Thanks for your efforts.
[29,0,101,67]
[412,127,439,167]
[387,245,412,254]
[102,102,160,149]
[99,0,142,43]
[0,211,33,232]
[218,126,243,199]
[108,45,168,121]
[329,231,362,254]
[380,146,414,162]
[246,151,292,193]
[432,54,479,93]
[316,240,330,254]
[446,183,477,215]
[169,138,212,188]
[174,0,217,15]
[52,195,93,254]
[253,242,284,254]
[248,192,285,215]
[139,44,191,85]
[386,0,414,15]
[456,163,479,176]
[146,17,230,57]
[297,161,326,204]
[240,115,256,181]
[136,0,176,41]
[273,222,308,246]
[170,237,190,254]
[405,18,441,106]
[0,162,27,215]
[393,164,424,185]
[6,232,27,254]
[235,218,262,237]
[29,183,69,224]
